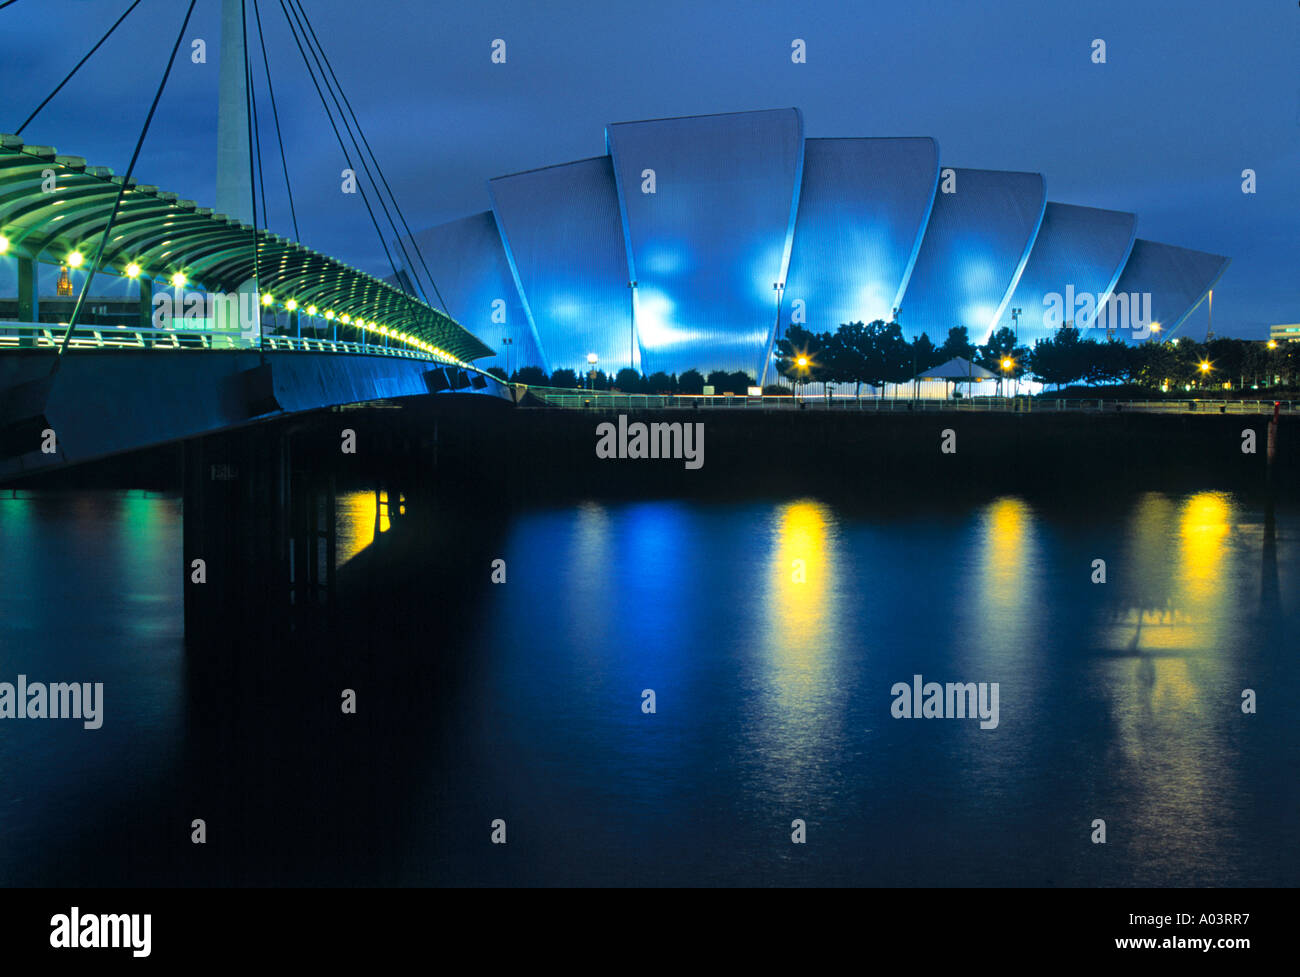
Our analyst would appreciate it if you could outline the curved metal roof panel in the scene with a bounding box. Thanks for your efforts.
[1104,238,1230,341]
[488,156,631,376]
[783,136,939,334]
[899,167,1046,345]
[606,108,804,377]
[405,211,541,373]
[996,201,1137,344]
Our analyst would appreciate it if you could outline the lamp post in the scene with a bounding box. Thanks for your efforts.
[760,281,784,388]
[1010,307,1021,346]
[626,280,637,372]
[501,336,513,379]
[587,352,598,391]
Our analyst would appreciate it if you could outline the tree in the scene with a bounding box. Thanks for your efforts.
[512,365,548,386]
[1028,326,1088,389]
[977,326,1032,391]
[550,368,579,388]
[1084,338,1133,385]
[862,319,913,394]
[678,368,705,394]
[937,326,976,363]
[823,322,867,395]
[774,323,828,388]
[613,368,643,392]
[705,370,752,394]
[909,332,942,378]
[727,370,755,394]
[645,370,676,393]
[486,365,508,381]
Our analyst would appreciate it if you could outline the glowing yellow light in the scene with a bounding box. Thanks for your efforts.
[1001,358,1014,371]
[1199,361,1212,373]
[124,262,141,278]
[796,356,808,367]
[340,314,351,324]
[306,305,317,316]
[1150,322,1162,333]
[66,251,84,268]
[0,235,9,253]
[170,271,187,288]
[261,293,274,306]
[324,310,335,320]
[285,299,297,311]
[1267,340,1277,349]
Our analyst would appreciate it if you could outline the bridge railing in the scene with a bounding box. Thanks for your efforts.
[524,388,1295,414]
[0,320,454,364]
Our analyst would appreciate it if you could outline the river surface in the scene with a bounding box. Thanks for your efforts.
[0,488,1296,886]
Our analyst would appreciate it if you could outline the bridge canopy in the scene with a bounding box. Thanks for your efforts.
[0,134,494,364]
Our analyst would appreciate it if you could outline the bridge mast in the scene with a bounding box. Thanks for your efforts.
[216,0,252,224]
[215,0,257,339]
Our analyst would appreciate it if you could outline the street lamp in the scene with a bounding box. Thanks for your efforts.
[1010,307,1022,344]
[760,281,785,388]
[626,280,637,371]
[501,336,513,378]
[587,351,598,390]
[1001,356,1014,397]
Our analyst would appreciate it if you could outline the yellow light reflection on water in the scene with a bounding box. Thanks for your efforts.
[1096,492,1240,874]
[770,499,833,661]
[1178,491,1232,610]
[335,490,382,566]
[1105,491,1237,654]
[973,496,1041,655]
[746,500,845,802]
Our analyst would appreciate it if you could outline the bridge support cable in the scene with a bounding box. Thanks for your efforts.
[251,0,299,240]
[51,0,200,370]
[275,0,411,309]
[14,0,144,136]
[287,0,449,315]
[281,0,432,308]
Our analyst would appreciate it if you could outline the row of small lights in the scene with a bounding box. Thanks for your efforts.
[0,238,468,367]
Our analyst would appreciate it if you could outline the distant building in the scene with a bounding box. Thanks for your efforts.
[1269,324,1300,343]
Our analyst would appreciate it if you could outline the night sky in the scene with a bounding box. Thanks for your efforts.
[3,0,1296,338]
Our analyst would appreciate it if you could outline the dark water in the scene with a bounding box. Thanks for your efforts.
[1,488,1296,886]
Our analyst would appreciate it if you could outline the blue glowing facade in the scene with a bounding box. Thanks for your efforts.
[783,137,938,341]
[1104,238,1230,338]
[902,168,1046,346]
[401,109,1229,377]
[489,157,630,376]
[607,109,804,377]
[995,202,1137,344]
[408,211,541,374]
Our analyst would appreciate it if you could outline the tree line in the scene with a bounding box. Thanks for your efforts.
[487,320,1299,395]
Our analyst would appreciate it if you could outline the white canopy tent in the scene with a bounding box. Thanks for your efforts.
[918,357,999,399]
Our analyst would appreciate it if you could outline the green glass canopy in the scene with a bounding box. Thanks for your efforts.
[0,133,494,363]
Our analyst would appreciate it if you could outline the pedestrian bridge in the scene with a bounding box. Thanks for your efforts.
[0,321,511,481]
[0,130,511,480]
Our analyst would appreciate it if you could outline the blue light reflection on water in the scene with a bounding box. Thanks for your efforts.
[0,489,1295,886]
